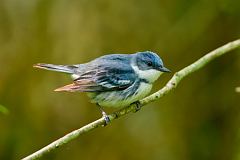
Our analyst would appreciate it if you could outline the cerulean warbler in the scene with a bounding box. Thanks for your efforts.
[34,51,171,123]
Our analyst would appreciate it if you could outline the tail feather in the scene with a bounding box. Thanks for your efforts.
[54,83,80,92]
[33,63,77,74]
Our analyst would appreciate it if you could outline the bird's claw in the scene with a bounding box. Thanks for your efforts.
[102,112,110,126]
[97,103,110,126]
[133,101,141,112]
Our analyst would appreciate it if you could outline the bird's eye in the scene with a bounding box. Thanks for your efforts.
[147,61,152,66]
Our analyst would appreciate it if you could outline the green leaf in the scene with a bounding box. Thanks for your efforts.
[0,104,9,115]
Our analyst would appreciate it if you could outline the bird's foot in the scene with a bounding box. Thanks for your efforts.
[133,101,141,112]
[97,104,110,126]
[101,111,110,126]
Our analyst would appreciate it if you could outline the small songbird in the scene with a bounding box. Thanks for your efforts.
[34,51,171,123]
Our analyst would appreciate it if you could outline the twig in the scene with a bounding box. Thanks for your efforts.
[22,39,240,160]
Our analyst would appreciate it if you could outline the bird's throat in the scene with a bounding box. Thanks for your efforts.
[132,65,162,83]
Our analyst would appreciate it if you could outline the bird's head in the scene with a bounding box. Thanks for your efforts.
[132,51,171,83]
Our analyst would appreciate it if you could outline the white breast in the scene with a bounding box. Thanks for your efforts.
[132,65,162,83]
[88,82,152,108]
[71,74,80,80]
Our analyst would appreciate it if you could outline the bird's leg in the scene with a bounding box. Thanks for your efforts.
[133,101,141,112]
[96,104,110,126]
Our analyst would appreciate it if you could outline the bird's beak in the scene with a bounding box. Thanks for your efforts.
[158,66,171,73]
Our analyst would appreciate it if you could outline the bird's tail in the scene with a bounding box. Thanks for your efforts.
[33,63,77,74]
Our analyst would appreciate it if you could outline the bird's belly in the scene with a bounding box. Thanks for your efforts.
[87,82,152,108]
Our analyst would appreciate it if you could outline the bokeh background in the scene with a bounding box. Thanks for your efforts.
[0,0,240,159]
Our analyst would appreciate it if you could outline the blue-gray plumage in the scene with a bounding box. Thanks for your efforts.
[34,51,170,123]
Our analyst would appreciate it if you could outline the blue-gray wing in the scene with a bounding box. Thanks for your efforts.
[54,62,136,92]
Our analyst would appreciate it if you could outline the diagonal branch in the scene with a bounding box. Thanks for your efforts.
[22,39,240,160]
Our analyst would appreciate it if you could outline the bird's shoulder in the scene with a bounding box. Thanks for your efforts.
[87,54,135,73]
[73,54,137,91]
[94,60,136,88]
[94,53,132,62]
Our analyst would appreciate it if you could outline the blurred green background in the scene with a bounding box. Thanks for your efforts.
[0,0,240,159]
